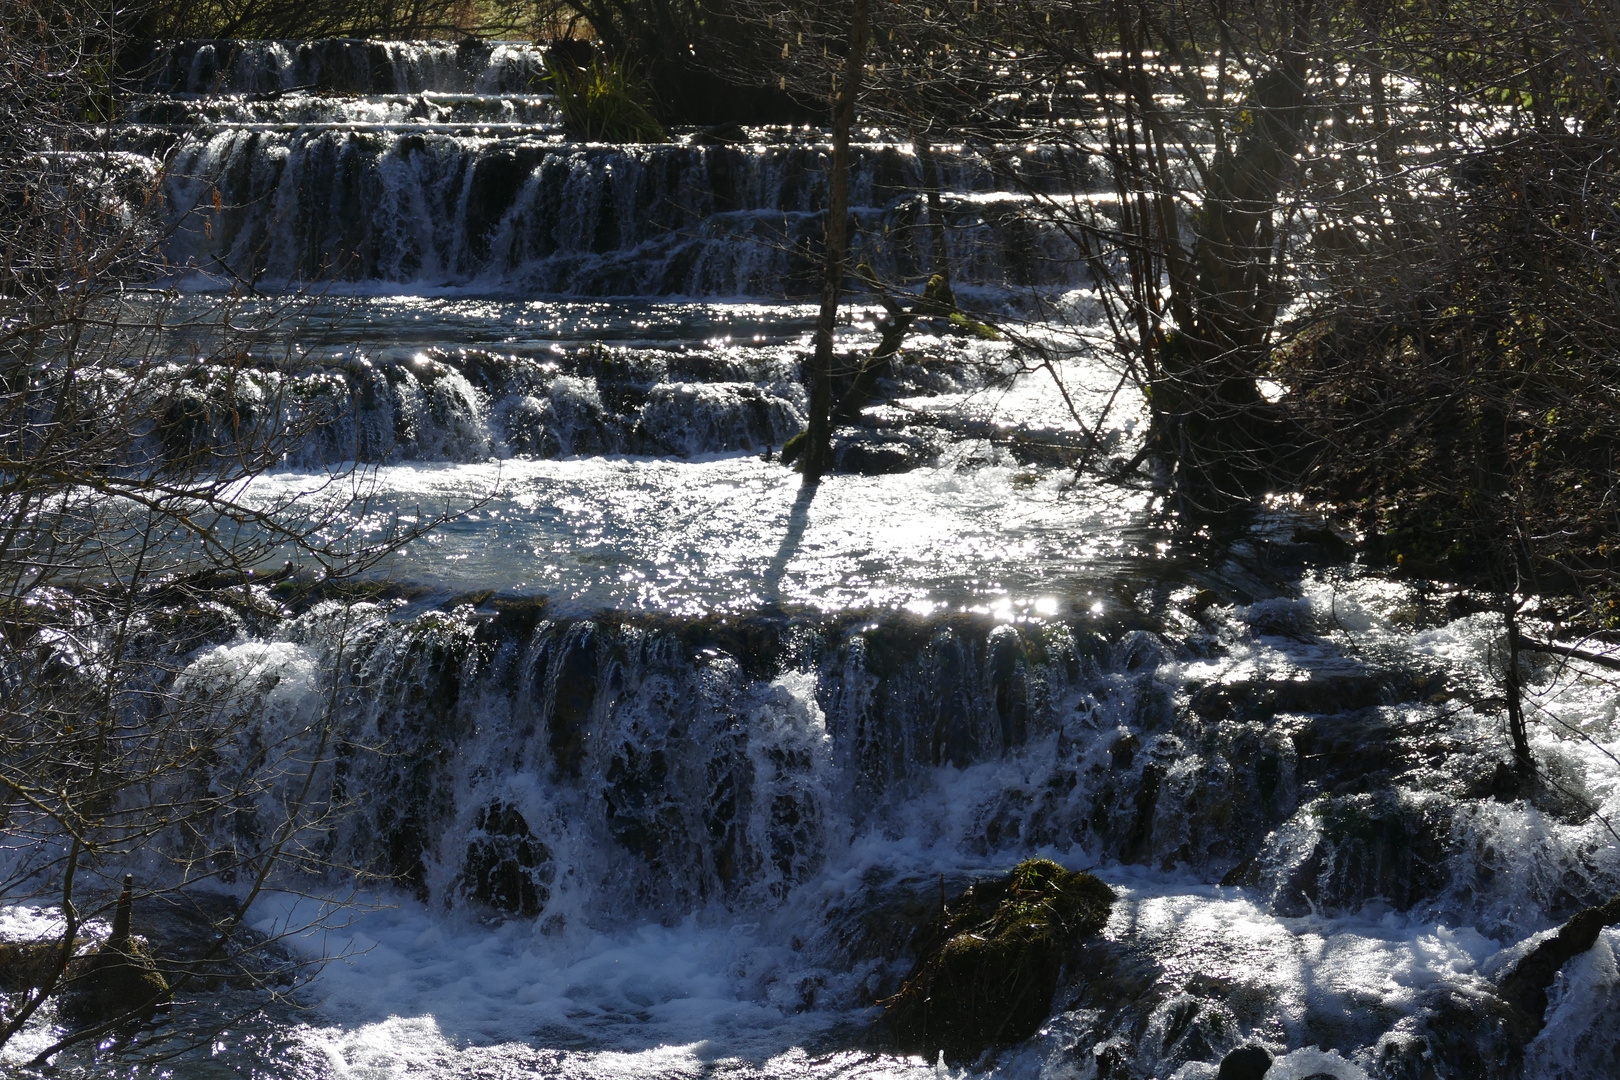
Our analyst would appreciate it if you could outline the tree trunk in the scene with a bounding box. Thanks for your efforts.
[802,0,868,481]
[918,138,953,294]
[1502,605,1534,775]
[1153,47,1309,497]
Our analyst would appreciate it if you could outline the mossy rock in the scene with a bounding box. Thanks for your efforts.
[60,937,171,1026]
[880,859,1114,1063]
[0,939,71,991]
[780,428,807,466]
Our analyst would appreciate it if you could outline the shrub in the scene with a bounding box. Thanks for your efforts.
[545,52,666,143]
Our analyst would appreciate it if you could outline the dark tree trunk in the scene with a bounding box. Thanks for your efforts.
[1151,25,1312,498]
[918,138,953,293]
[803,0,869,481]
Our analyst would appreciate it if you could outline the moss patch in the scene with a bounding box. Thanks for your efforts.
[880,859,1114,1063]
[0,939,69,991]
[60,937,171,1026]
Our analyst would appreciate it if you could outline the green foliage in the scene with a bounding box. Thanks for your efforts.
[545,53,666,143]
[881,859,1114,1063]
[947,311,1001,340]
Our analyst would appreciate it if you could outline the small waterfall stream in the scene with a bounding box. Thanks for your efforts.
[5,37,1619,1080]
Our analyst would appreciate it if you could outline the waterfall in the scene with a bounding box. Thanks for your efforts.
[151,570,1620,1078]
[117,39,1087,295]
[11,34,1618,1080]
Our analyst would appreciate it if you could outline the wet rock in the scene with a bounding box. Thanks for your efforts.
[819,867,979,1000]
[691,121,744,146]
[61,938,171,1026]
[1187,673,1394,724]
[1083,717,1297,874]
[0,940,68,992]
[486,594,551,642]
[1060,935,1163,1025]
[1289,708,1407,788]
[1151,993,1239,1068]
[458,801,554,919]
[462,146,548,261]
[1217,1045,1272,1079]
[536,622,599,778]
[1375,985,1522,1079]
[832,431,938,475]
[1497,891,1620,1042]
[1268,791,1449,915]
[1290,525,1353,559]
[1219,857,1261,888]
[880,859,1114,1063]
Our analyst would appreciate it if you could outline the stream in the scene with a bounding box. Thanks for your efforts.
[3,37,1618,1080]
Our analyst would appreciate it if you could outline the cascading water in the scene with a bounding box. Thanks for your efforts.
[121,39,1082,294]
[6,37,1620,1080]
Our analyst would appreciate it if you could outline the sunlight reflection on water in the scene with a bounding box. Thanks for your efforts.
[246,455,1165,615]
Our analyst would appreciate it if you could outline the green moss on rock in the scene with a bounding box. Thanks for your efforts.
[780,429,807,466]
[880,858,1114,1063]
[61,937,171,1026]
[0,939,69,991]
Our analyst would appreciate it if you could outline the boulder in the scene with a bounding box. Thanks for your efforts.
[1218,1045,1272,1079]
[880,859,1114,1063]
[831,431,938,475]
[60,938,171,1026]
[0,939,67,992]
[457,801,555,919]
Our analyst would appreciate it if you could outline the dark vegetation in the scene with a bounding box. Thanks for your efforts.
[543,47,666,141]
[128,0,525,42]
[1,0,449,1065]
[1282,124,1620,619]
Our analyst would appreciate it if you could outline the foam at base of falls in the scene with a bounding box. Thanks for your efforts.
[206,867,1608,1080]
[202,855,1429,1077]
